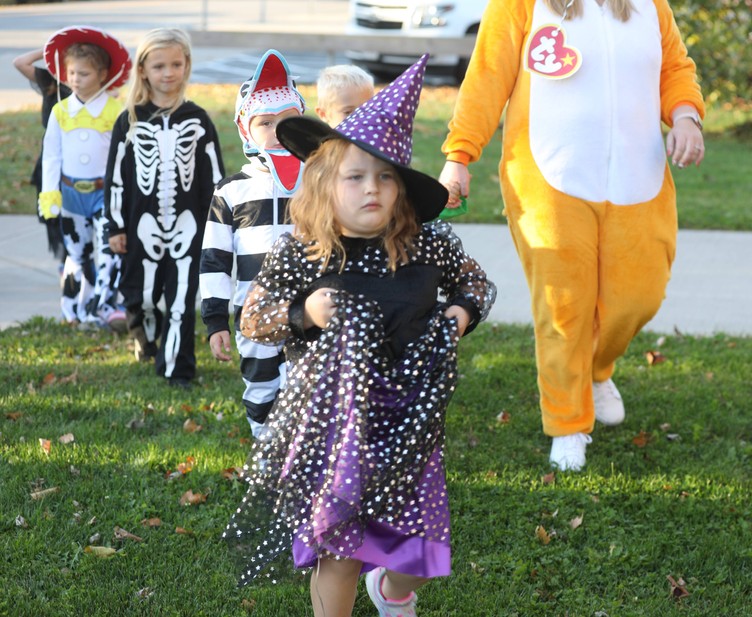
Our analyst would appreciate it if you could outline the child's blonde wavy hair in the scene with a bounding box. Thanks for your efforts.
[289,139,420,273]
[543,0,634,21]
[124,28,192,139]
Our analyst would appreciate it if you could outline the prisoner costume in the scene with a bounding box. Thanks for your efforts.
[105,101,224,380]
[200,159,293,427]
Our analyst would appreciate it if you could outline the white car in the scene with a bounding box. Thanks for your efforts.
[345,0,487,82]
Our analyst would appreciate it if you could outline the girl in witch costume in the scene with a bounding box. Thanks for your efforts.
[200,50,305,437]
[223,55,496,617]
[105,28,224,387]
[440,0,705,471]
[38,26,131,328]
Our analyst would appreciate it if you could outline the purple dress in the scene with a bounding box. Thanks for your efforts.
[223,221,496,586]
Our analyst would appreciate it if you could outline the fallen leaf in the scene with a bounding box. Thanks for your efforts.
[667,574,690,599]
[569,513,584,530]
[42,372,57,386]
[141,517,162,528]
[541,472,556,485]
[535,525,551,545]
[632,431,651,448]
[659,423,671,432]
[221,467,242,481]
[39,438,52,455]
[241,598,256,612]
[30,486,59,500]
[84,546,117,558]
[57,368,79,385]
[177,456,195,473]
[58,433,75,444]
[126,417,145,430]
[179,490,207,506]
[175,527,194,536]
[496,410,511,424]
[114,526,143,542]
[5,412,23,421]
[646,350,666,366]
[183,418,202,433]
[135,587,154,600]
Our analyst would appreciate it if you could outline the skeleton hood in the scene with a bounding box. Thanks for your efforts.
[235,50,305,195]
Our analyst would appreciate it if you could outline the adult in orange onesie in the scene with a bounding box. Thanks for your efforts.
[440,0,705,471]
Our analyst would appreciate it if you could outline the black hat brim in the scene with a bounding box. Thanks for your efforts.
[277,116,447,223]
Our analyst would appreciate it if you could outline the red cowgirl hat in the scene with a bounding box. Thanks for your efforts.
[44,26,132,89]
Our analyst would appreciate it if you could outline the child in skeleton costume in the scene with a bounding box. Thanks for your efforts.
[439,0,705,471]
[223,55,496,616]
[38,27,131,328]
[200,50,305,436]
[105,28,224,386]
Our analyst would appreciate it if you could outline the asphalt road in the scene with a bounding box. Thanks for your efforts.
[0,0,352,112]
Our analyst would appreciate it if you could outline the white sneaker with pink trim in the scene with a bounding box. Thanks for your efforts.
[593,379,625,426]
[366,567,418,617]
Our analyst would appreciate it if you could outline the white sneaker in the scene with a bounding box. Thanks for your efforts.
[593,379,625,426]
[549,433,592,471]
[366,567,417,617]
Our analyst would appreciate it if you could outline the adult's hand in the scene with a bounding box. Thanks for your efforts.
[667,107,704,169]
[438,161,472,209]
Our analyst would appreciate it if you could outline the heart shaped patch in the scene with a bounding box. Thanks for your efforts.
[525,24,581,79]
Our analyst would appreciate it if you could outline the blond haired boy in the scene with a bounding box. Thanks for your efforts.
[315,64,375,126]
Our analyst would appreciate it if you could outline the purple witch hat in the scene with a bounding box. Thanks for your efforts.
[276,54,447,222]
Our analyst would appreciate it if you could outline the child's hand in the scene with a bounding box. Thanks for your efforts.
[109,233,127,254]
[304,288,337,329]
[444,305,472,337]
[209,330,233,362]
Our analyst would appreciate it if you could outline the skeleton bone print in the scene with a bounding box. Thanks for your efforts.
[104,101,225,382]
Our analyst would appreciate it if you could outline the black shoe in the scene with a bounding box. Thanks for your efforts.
[133,338,158,362]
[168,377,192,389]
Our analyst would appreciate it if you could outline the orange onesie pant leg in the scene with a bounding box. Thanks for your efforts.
[593,169,678,382]
[503,168,677,437]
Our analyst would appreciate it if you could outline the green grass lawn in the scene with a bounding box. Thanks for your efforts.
[2,84,751,230]
[2,84,750,615]
[1,320,751,615]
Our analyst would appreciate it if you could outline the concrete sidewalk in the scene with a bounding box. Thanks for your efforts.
[1,214,750,335]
